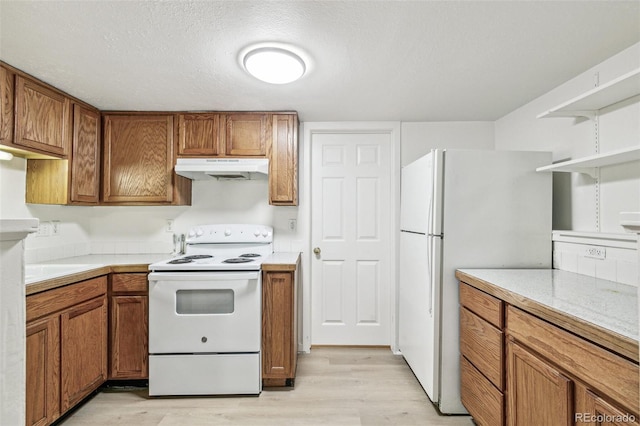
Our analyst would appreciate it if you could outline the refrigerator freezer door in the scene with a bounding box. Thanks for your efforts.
[398,231,439,402]
[400,152,433,234]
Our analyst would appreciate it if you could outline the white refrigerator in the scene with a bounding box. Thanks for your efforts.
[398,149,552,414]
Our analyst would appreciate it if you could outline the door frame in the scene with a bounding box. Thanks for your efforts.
[300,122,401,353]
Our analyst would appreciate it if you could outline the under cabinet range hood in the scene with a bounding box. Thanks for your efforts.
[175,158,269,181]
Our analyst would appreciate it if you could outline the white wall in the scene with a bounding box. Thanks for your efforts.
[495,42,640,234]
[0,158,303,261]
[401,121,494,166]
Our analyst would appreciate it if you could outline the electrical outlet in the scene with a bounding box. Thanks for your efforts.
[166,219,174,233]
[288,219,297,231]
[51,220,60,235]
[584,246,606,260]
[36,222,51,237]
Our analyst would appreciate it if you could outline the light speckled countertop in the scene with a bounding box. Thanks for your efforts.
[26,252,301,294]
[456,269,639,361]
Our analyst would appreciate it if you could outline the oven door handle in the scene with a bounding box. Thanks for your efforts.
[148,271,260,281]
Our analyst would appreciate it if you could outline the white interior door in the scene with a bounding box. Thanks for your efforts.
[310,131,393,345]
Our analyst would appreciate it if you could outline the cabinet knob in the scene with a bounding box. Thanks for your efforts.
[313,247,321,255]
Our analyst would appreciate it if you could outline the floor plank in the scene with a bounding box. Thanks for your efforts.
[59,347,474,425]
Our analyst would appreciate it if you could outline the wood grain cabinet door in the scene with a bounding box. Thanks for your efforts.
[60,296,108,412]
[178,113,223,156]
[583,391,639,426]
[70,104,100,203]
[102,114,174,203]
[262,271,296,383]
[0,65,14,145]
[224,113,267,156]
[110,295,148,379]
[15,75,70,157]
[269,113,298,205]
[507,339,573,426]
[26,316,60,426]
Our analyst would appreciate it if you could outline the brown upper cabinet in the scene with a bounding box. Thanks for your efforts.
[269,113,298,205]
[225,113,268,156]
[177,112,268,157]
[0,65,14,145]
[178,113,224,156]
[102,113,191,205]
[26,103,101,205]
[15,75,71,157]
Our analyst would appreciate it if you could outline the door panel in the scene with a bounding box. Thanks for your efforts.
[311,131,392,345]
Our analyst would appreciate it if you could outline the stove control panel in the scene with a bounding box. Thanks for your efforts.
[186,224,273,244]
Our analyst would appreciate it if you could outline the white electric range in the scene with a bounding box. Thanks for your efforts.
[147,224,273,396]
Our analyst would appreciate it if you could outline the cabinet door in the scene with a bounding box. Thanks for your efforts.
[178,113,223,156]
[0,65,14,145]
[583,391,639,426]
[110,295,148,379]
[262,271,295,382]
[15,75,70,157]
[102,114,174,203]
[26,316,60,426]
[224,113,267,156]
[60,296,108,412]
[507,339,573,426]
[269,113,298,205]
[70,104,100,203]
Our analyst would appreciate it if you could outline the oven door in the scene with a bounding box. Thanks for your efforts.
[148,271,261,354]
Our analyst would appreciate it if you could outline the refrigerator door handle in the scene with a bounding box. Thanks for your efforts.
[426,235,433,315]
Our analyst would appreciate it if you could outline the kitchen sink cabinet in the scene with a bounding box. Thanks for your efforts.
[269,113,298,206]
[26,103,101,205]
[26,276,108,426]
[15,74,71,157]
[102,113,191,205]
[262,263,299,387]
[109,273,149,380]
[458,278,639,426]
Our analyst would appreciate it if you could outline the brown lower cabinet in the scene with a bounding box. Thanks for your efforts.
[458,280,639,426]
[109,273,148,379]
[261,263,299,387]
[26,276,108,426]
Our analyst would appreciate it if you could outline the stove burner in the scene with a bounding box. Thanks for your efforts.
[239,253,261,258]
[183,255,214,260]
[223,257,254,264]
[167,258,193,264]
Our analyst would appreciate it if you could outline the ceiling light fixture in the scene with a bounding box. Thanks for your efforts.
[243,47,306,85]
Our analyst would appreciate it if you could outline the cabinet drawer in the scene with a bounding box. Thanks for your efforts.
[27,276,107,322]
[461,356,504,426]
[507,306,639,415]
[460,307,504,389]
[111,273,148,293]
[460,283,503,328]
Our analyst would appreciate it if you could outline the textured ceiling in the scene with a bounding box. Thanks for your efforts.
[1,1,639,122]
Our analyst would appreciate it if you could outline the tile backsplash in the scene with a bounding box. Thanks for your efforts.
[552,231,639,286]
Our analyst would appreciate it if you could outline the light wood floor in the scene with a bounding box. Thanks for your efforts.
[60,347,474,425]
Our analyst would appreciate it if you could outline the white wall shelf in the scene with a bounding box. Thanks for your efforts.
[537,68,640,119]
[536,146,640,178]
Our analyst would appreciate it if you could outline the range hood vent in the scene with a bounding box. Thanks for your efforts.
[175,158,269,181]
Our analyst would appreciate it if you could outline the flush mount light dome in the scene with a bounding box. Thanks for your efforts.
[243,47,306,84]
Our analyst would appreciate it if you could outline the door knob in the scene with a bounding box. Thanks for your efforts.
[313,247,321,255]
